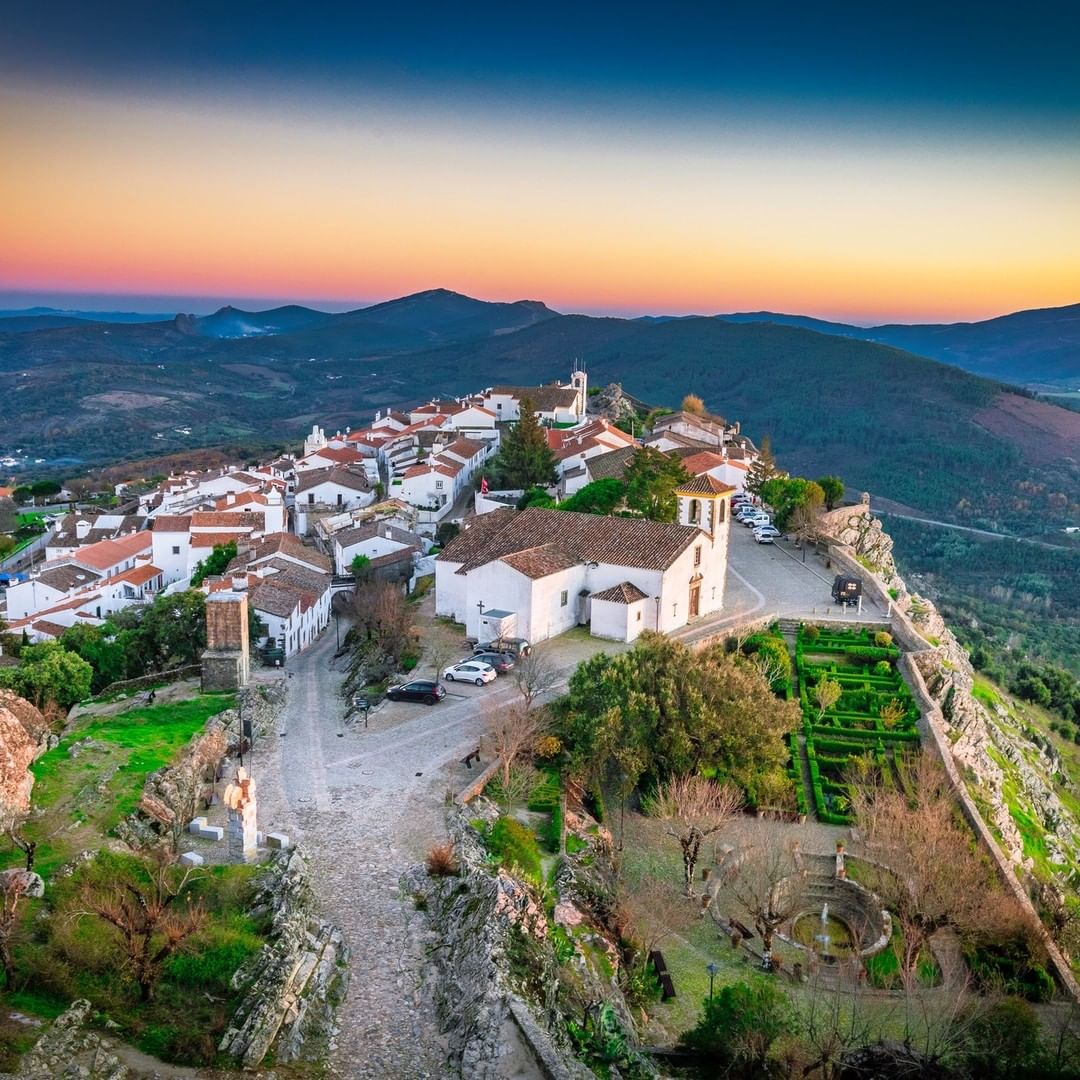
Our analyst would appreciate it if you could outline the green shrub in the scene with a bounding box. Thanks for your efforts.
[802,624,821,643]
[874,631,894,648]
[487,816,543,882]
[682,978,795,1066]
[874,660,892,676]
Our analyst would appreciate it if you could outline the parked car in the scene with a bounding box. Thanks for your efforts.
[754,524,781,539]
[753,531,775,544]
[444,660,497,685]
[473,637,532,657]
[386,680,447,706]
[735,508,761,522]
[743,514,771,528]
[470,650,515,673]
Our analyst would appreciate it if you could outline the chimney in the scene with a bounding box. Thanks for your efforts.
[227,492,236,506]
[231,574,248,592]
[75,518,91,540]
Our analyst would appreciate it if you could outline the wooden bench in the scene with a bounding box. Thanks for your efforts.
[730,918,755,941]
[461,746,481,769]
[649,950,677,1000]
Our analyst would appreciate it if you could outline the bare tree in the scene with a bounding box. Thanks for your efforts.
[1,810,36,873]
[512,649,561,713]
[789,500,824,562]
[350,580,411,661]
[622,873,696,957]
[814,677,842,722]
[849,754,1023,981]
[646,774,743,896]
[72,849,207,1001]
[0,872,30,983]
[484,699,550,792]
[723,834,805,970]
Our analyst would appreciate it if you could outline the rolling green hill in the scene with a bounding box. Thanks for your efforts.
[1,296,1076,540]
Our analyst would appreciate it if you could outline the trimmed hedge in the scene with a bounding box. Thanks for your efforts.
[487,816,543,882]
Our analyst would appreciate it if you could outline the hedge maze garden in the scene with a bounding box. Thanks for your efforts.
[792,625,922,825]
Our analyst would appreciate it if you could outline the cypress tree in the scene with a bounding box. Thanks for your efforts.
[746,435,780,496]
[496,396,558,490]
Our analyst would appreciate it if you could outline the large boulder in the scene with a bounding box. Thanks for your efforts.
[0,691,50,814]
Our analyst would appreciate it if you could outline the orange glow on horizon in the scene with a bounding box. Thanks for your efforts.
[1,85,1078,323]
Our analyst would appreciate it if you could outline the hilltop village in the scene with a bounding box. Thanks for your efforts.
[2,375,1080,1079]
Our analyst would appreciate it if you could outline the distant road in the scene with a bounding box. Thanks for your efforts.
[873,508,1075,552]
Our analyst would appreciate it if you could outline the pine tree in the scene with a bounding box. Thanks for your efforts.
[746,436,780,496]
[495,396,558,490]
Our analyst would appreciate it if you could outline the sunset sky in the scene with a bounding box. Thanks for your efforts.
[1,2,1078,323]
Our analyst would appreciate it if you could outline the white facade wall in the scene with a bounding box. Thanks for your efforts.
[151,530,190,584]
[590,597,649,642]
[335,535,409,576]
[298,481,375,512]
[5,580,66,621]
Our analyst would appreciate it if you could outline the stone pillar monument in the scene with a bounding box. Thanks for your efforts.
[201,592,251,692]
[223,766,258,862]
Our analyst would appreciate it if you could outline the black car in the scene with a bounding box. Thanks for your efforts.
[473,638,532,658]
[386,680,447,706]
[470,650,516,674]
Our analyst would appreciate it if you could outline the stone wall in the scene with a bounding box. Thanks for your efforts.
[818,505,1080,1000]
[219,848,351,1068]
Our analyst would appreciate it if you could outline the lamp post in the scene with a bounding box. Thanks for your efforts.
[706,961,719,1002]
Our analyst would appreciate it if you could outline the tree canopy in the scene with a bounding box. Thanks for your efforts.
[0,642,92,709]
[491,396,557,490]
[623,447,690,523]
[189,540,238,587]
[816,475,845,510]
[559,477,626,516]
[760,475,825,530]
[745,436,780,496]
[556,632,800,793]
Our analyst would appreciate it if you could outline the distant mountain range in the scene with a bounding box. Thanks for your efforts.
[0,289,1076,536]
[700,304,1079,389]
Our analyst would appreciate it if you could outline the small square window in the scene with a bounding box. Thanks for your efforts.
[560,590,568,607]
[694,545,702,567]
[172,545,180,555]
[435,480,444,490]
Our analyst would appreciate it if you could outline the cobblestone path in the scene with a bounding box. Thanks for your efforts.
[249,628,547,1079]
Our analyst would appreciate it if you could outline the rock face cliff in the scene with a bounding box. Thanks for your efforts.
[0,691,51,814]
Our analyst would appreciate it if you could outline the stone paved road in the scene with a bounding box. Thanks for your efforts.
[247,624,613,1079]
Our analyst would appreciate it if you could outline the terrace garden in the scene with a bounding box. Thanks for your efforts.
[792,624,921,825]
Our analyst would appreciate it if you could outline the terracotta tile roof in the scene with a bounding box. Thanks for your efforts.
[653,411,727,435]
[403,460,461,480]
[150,515,192,532]
[31,620,68,638]
[233,533,333,573]
[259,560,331,600]
[674,475,736,496]
[190,511,264,529]
[305,446,365,465]
[441,437,488,461]
[413,401,466,416]
[643,431,712,450]
[107,563,162,587]
[335,523,421,550]
[36,564,102,592]
[585,446,637,482]
[71,531,152,571]
[438,506,701,573]
[295,467,371,495]
[591,581,649,604]
[249,581,301,618]
[191,532,246,549]
[680,451,727,475]
[488,385,579,412]
[500,544,581,580]
[214,491,270,510]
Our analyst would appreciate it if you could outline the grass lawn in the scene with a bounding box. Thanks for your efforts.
[1,693,234,881]
[0,691,275,1068]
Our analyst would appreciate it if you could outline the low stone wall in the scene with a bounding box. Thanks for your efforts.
[219,848,351,1068]
[14,999,128,1080]
[95,664,203,698]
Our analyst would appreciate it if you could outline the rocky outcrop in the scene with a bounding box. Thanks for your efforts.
[218,682,288,746]
[585,382,639,425]
[819,494,899,581]
[219,847,350,1068]
[0,691,50,814]
[406,801,656,1079]
[16,999,128,1080]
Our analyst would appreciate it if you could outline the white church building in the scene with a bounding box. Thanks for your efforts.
[434,474,733,644]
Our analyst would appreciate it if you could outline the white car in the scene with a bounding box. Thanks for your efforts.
[743,514,771,528]
[443,660,497,685]
[754,525,781,543]
[754,524,781,537]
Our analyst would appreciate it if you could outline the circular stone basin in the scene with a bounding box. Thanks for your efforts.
[791,912,856,957]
